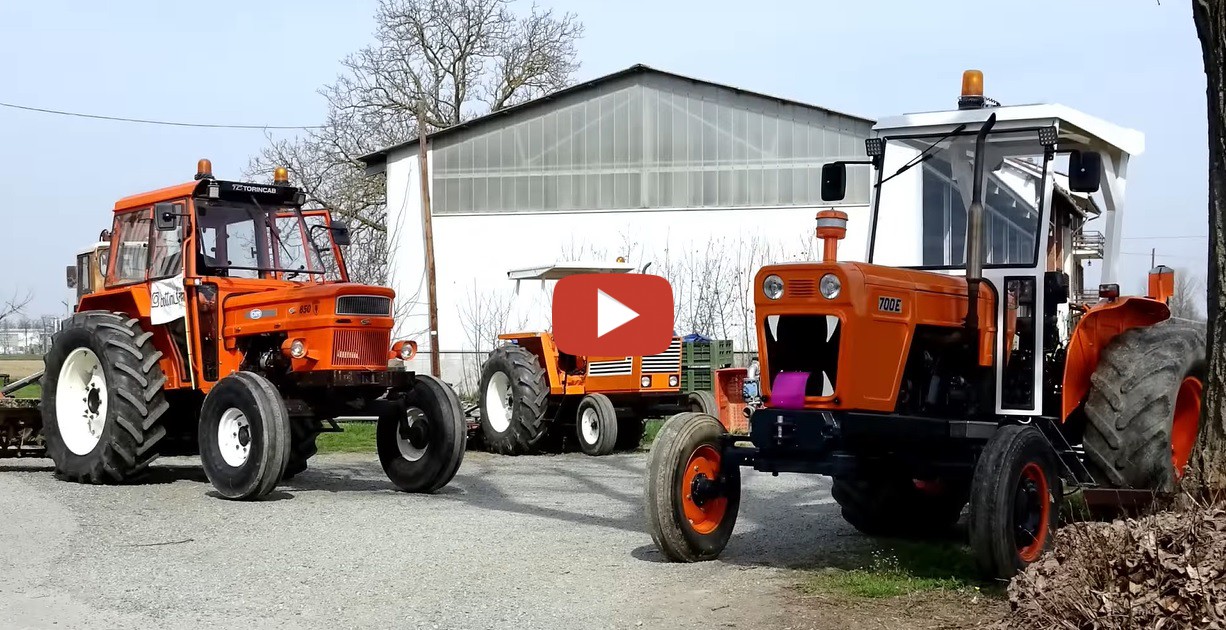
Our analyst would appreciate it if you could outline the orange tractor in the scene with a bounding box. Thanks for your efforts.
[646,70,1204,578]
[477,262,717,456]
[27,160,465,500]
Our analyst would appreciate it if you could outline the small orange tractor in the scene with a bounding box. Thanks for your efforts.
[646,70,1204,578]
[14,160,465,500]
[478,262,717,456]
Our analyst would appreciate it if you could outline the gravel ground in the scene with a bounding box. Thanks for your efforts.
[0,451,873,630]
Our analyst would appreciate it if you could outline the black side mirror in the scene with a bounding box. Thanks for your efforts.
[66,265,77,289]
[155,203,179,231]
[330,222,351,246]
[820,162,847,202]
[1069,150,1102,193]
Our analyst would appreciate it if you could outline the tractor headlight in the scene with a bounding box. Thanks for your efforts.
[763,274,784,300]
[820,273,841,300]
[669,375,679,387]
[641,376,652,388]
[289,339,307,359]
[391,340,418,361]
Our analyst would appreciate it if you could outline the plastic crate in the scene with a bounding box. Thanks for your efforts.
[714,368,749,433]
[680,367,713,393]
[682,339,734,369]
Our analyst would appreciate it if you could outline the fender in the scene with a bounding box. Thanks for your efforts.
[1061,296,1170,421]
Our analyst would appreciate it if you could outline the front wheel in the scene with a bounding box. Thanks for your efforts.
[968,424,1060,579]
[198,372,291,501]
[377,374,465,493]
[644,412,740,562]
[575,393,618,456]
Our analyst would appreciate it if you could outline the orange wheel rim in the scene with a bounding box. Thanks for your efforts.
[681,444,727,535]
[1016,462,1050,563]
[1171,376,1203,479]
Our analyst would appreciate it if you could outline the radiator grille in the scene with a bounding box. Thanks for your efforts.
[789,278,816,298]
[642,339,682,374]
[332,329,389,366]
[588,358,633,376]
[336,295,392,316]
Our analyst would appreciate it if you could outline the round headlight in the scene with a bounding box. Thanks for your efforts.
[668,375,679,388]
[641,376,652,388]
[820,273,841,299]
[399,343,414,361]
[763,274,784,300]
[290,339,307,359]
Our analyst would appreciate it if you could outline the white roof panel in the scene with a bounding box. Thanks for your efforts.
[507,261,636,280]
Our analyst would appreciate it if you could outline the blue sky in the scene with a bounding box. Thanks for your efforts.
[0,0,1207,314]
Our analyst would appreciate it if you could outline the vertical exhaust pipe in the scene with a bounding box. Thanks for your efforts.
[965,113,997,331]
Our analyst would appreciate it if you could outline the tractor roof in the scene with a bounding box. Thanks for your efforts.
[874,103,1144,164]
[112,179,304,213]
[508,261,636,280]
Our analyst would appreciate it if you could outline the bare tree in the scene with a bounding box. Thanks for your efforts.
[456,281,523,396]
[0,290,32,326]
[248,0,583,284]
[1167,269,1207,321]
[1192,0,1226,492]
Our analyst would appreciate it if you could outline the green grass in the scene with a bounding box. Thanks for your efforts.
[0,355,43,362]
[7,383,40,398]
[803,541,998,599]
[316,422,377,453]
[640,419,664,449]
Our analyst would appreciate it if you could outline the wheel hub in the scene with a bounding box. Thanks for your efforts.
[218,408,253,468]
[56,346,108,456]
[689,472,721,507]
[395,407,429,462]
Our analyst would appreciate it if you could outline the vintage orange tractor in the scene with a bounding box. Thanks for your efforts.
[478,262,717,456]
[35,160,465,500]
[645,70,1204,578]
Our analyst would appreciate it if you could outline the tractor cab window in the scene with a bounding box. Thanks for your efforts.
[870,130,1049,269]
[273,214,336,282]
[151,203,185,279]
[194,200,331,281]
[110,210,151,285]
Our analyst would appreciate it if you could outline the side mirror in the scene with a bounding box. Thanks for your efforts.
[820,162,847,202]
[1068,150,1102,193]
[66,265,77,289]
[330,222,351,246]
[155,203,179,231]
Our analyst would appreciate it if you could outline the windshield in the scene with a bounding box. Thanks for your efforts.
[195,201,327,280]
[869,130,1050,268]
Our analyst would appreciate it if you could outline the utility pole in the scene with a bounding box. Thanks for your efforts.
[417,107,441,378]
[1151,247,1156,269]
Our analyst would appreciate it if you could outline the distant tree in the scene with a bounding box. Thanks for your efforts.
[1167,269,1206,321]
[247,0,584,284]
[0,290,32,325]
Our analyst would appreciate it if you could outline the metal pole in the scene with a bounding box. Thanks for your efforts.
[417,110,441,378]
[1151,247,1156,269]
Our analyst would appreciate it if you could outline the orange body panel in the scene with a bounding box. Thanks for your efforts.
[1148,267,1175,304]
[114,181,199,212]
[1060,296,1170,421]
[755,262,997,412]
[78,286,192,390]
[497,331,682,397]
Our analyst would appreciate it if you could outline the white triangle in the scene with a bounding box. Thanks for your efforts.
[596,289,639,338]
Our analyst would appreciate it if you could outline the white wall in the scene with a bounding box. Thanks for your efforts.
[385,147,871,391]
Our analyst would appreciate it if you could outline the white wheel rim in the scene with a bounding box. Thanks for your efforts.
[217,407,252,467]
[485,371,512,433]
[580,407,600,445]
[396,408,427,462]
[56,347,107,456]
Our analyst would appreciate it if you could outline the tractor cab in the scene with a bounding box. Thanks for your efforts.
[66,237,111,305]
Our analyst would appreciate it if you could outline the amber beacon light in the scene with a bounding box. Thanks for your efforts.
[958,69,986,109]
[273,166,290,185]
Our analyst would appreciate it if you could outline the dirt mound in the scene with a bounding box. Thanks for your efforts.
[1002,503,1226,628]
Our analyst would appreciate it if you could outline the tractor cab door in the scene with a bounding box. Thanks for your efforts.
[273,209,348,283]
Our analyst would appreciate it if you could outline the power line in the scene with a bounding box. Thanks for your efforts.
[1121,235,1208,240]
[0,101,323,130]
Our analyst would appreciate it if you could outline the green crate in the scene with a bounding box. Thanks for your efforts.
[682,340,733,369]
[680,367,714,393]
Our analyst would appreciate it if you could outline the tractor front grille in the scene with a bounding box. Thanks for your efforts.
[763,314,840,397]
[332,329,388,366]
[789,278,816,298]
[588,358,633,376]
[642,339,682,374]
[336,295,392,316]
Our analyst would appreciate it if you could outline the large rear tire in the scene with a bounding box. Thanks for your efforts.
[1082,319,1206,491]
[575,393,618,456]
[831,476,968,538]
[377,374,465,493]
[687,390,718,416]
[41,311,169,483]
[478,344,549,455]
[968,424,1059,580]
[282,415,321,481]
[645,412,740,562]
[199,372,291,501]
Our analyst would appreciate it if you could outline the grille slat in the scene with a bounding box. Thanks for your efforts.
[588,358,633,376]
[336,295,392,316]
[789,279,816,298]
[642,339,682,373]
[332,329,388,366]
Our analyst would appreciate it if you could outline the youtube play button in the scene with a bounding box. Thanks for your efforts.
[553,274,674,357]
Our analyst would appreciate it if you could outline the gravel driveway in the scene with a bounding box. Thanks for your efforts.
[0,451,872,630]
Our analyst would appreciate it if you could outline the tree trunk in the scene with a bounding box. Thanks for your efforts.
[1190,0,1226,494]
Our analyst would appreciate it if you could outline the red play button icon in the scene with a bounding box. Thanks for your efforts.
[552,274,674,357]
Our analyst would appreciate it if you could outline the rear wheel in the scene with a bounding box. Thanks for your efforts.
[644,412,740,562]
[41,311,169,483]
[831,477,968,538]
[377,374,465,493]
[968,424,1059,579]
[575,393,618,456]
[1082,319,1206,491]
[478,345,549,455]
[198,372,291,501]
[687,390,718,416]
[282,415,321,481]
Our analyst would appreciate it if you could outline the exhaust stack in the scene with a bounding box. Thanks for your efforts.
[965,113,997,331]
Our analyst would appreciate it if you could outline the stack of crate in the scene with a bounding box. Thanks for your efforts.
[680,339,733,392]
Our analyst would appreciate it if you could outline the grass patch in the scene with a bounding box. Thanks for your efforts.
[7,383,40,398]
[316,422,377,454]
[640,419,664,449]
[804,541,997,599]
[0,355,43,362]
